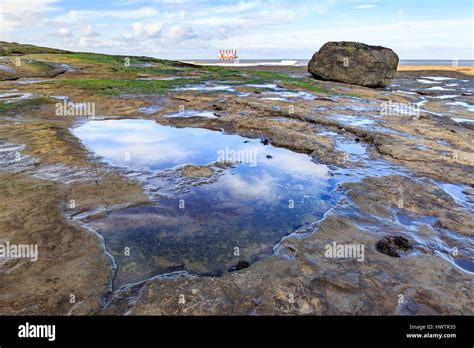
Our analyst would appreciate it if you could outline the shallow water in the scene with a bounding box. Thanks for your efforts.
[451,117,474,123]
[137,76,182,81]
[438,182,473,208]
[245,83,278,89]
[454,258,474,273]
[72,119,335,287]
[138,105,161,114]
[446,101,474,112]
[336,141,367,156]
[417,79,441,84]
[421,76,456,81]
[0,64,16,74]
[175,83,235,92]
[0,91,35,101]
[261,90,315,100]
[15,78,49,85]
[164,110,218,119]
[329,114,376,127]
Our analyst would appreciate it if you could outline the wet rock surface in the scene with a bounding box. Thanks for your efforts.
[0,51,472,315]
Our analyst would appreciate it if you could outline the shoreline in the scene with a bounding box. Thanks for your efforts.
[397,65,474,75]
[185,61,473,75]
[185,60,301,67]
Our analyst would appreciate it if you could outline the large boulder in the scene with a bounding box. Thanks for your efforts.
[308,41,399,87]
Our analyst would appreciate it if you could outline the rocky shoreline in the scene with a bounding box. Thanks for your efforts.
[0,49,472,315]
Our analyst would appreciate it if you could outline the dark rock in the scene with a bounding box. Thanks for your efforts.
[315,96,335,102]
[228,260,250,272]
[416,91,433,96]
[375,236,413,257]
[260,138,269,145]
[266,155,273,159]
[308,41,399,87]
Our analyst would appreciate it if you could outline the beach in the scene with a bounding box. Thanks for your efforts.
[398,65,474,75]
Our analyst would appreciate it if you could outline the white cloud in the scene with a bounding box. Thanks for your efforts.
[77,37,126,50]
[53,6,159,23]
[78,37,89,48]
[298,18,469,58]
[1,0,471,60]
[217,174,277,200]
[57,27,71,37]
[190,8,294,27]
[163,25,197,41]
[208,1,260,14]
[354,4,376,9]
[0,0,59,39]
[311,0,337,15]
[131,22,163,40]
[81,24,99,38]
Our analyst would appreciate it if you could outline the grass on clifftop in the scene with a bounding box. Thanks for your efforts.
[66,53,147,65]
[0,41,70,56]
[65,52,195,69]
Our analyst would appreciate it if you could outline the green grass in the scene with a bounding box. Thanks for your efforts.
[108,66,191,76]
[65,52,197,69]
[27,60,55,72]
[57,66,330,96]
[345,46,356,54]
[1,43,333,97]
[201,66,243,74]
[0,41,70,55]
[52,54,330,96]
[66,53,147,65]
[58,78,204,96]
[282,78,330,94]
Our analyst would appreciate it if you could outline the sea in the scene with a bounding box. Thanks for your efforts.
[182,59,474,67]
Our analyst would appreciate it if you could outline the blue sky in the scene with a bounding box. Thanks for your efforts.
[1,0,472,59]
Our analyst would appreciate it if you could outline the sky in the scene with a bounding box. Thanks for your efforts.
[0,0,473,60]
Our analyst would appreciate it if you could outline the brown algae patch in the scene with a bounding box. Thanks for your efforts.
[182,165,213,177]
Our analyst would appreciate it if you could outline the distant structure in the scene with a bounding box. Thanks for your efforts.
[218,49,239,62]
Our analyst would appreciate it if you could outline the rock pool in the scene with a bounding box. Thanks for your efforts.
[72,119,337,287]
